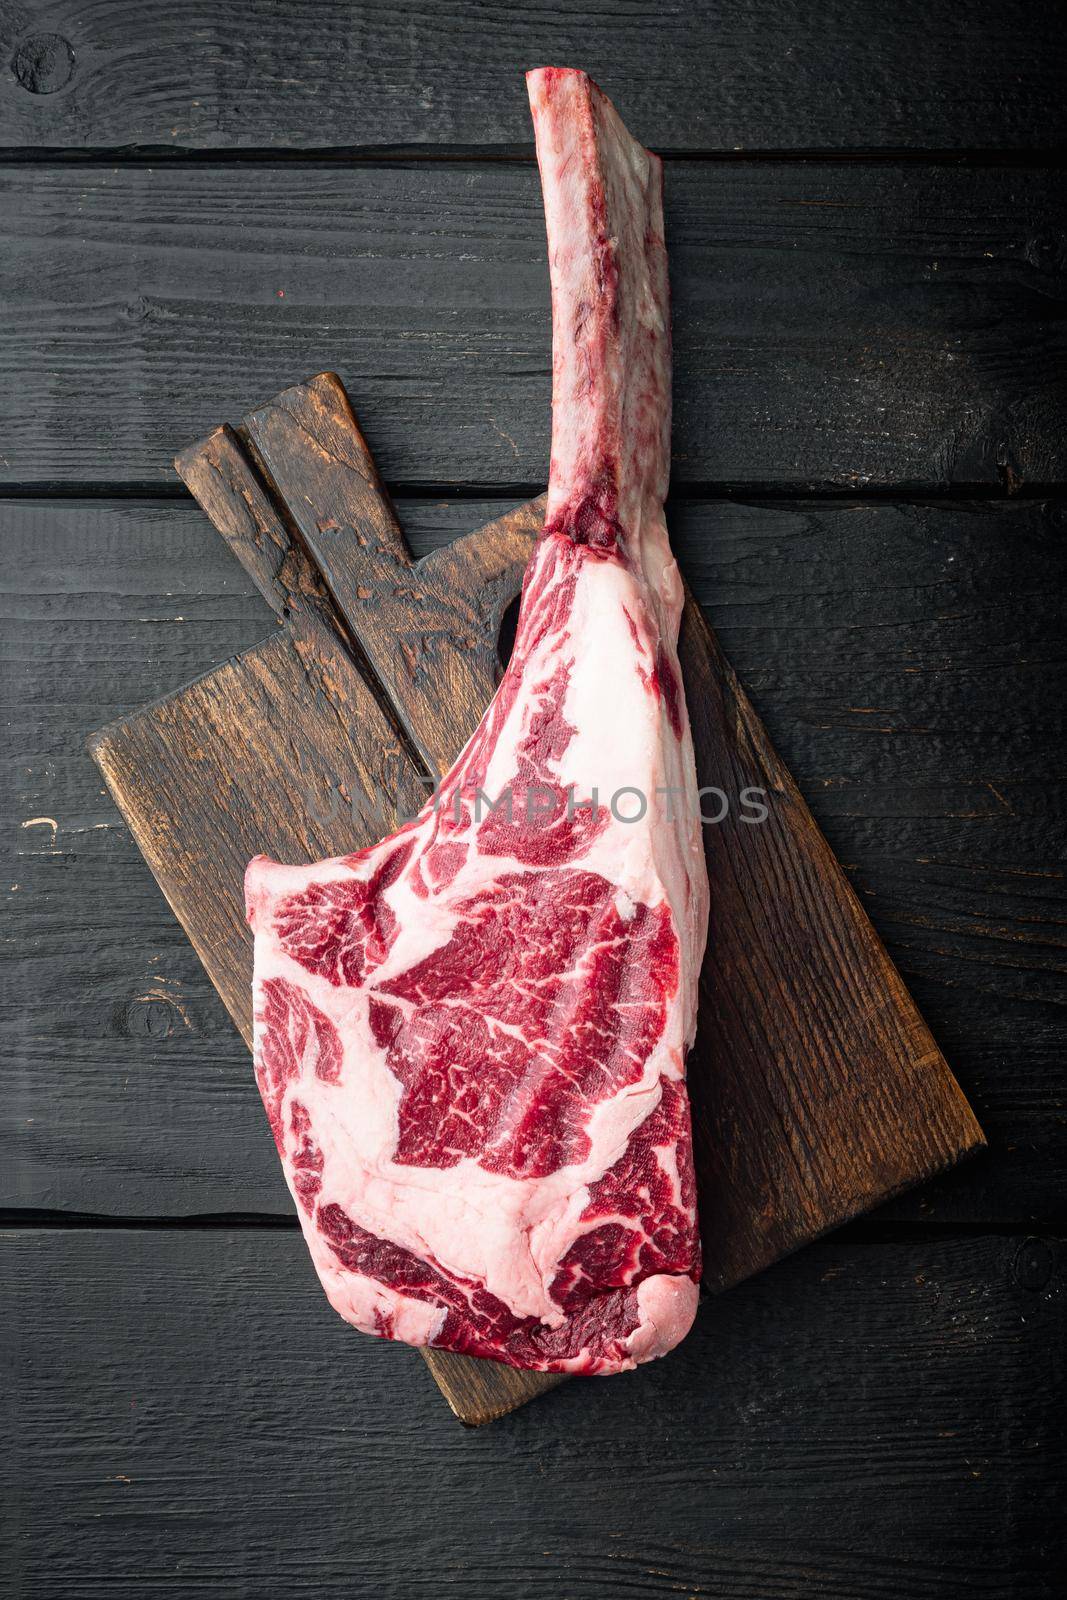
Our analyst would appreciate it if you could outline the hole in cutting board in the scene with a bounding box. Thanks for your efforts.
[497,595,521,671]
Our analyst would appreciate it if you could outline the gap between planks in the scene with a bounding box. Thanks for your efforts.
[1,482,1066,504]
[2,1212,1060,1243]
[0,146,1064,167]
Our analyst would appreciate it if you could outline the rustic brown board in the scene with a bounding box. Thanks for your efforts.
[89,372,983,1423]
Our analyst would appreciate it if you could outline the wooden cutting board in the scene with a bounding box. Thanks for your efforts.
[89,372,984,1424]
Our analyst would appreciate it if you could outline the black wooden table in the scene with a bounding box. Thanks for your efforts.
[3,6,1064,1597]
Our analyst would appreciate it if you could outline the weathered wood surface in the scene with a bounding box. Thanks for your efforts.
[5,1226,1063,1598]
[1,1,1065,153]
[7,492,1062,1227]
[1,162,1064,491]
[242,376,539,776]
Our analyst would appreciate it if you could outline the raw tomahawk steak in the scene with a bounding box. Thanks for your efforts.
[246,67,710,1374]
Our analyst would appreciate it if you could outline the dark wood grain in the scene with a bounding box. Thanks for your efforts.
[1,162,1064,491]
[1,1,1064,152]
[5,1226,1063,1598]
[7,494,1060,1228]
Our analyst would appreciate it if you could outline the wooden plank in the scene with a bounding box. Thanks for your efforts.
[1,1,1064,153]
[0,161,1064,490]
[6,493,1062,1227]
[5,1226,1063,1596]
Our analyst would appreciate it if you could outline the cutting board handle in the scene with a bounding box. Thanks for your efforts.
[243,372,545,775]
[174,421,345,642]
